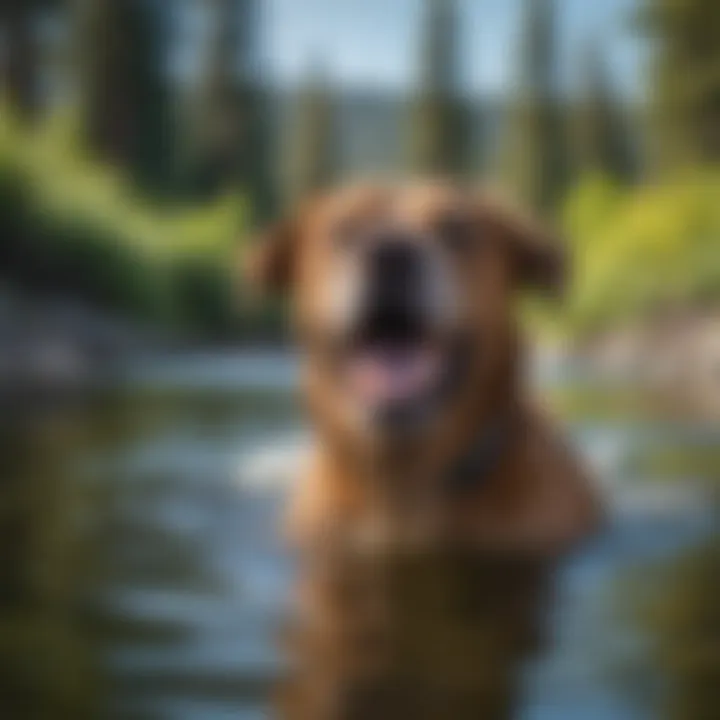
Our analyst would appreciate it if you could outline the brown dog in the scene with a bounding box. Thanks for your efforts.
[246,180,602,719]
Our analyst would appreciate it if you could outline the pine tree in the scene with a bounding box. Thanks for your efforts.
[0,0,51,121]
[193,0,243,189]
[502,0,566,214]
[407,0,470,177]
[190,0,275,222]
[285,66,338,205]
[132,0,174,193]
[572,41,635,182]
[639,0,720,170]
[234,0,276,225]
[74,0,128,164]
[73,0,172,191]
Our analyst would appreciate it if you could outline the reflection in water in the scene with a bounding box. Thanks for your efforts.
[0,397,111,719]
[0,359,717,719]
[283,547,552,720]
[611,536,720,720]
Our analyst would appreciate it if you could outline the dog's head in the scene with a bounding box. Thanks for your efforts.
[245,181,564,442]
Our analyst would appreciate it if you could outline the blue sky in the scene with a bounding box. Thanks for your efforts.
[261,0,646,98]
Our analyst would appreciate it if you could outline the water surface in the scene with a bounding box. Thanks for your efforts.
[0,352,717,719]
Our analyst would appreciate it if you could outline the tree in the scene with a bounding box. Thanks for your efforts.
[131,0,175,193]
[572,40,636,182]
[0,0,50,121]
[639,0,720,171]
[502,0,566,214]
[190,0,245,194]
[285,66,339,205]
[73,0,173,192]
[190,0,276,224]
[407,0,471,177]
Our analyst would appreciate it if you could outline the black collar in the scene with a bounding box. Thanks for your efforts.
[445,414,517,498]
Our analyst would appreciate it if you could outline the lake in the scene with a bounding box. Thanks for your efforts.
[0,351,717,719]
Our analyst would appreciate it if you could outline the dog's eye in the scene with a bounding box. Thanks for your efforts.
[435,213,475,251]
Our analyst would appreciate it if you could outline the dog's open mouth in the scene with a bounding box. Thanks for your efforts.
[348,344,443,405]
[344,307,459,419]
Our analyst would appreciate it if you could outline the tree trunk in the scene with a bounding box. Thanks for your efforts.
[2,2,40,121]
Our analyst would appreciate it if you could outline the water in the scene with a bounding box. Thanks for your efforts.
[0,352,717,719]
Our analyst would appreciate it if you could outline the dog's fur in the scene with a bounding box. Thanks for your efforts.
[245,181,602,719]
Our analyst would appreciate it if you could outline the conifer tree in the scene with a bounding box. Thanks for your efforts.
[73,0,172,191]
[285,66,338,205]
[191,0,275,222]
[573,41,635,182]
[407,0,470,177]
[502,0,566,214]
[639,0,720,170]
[0,0,52,120]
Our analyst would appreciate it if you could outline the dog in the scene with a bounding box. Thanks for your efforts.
[245,180,602,719]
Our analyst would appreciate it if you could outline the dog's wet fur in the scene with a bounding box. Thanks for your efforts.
[245,180,602,719]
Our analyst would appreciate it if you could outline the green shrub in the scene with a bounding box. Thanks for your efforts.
[560,170,720,335]
[0,105,252,339]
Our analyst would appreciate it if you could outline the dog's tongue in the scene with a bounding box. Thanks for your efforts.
[349,345,440,404]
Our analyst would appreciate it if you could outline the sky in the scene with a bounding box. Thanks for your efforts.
[260,0,646,98]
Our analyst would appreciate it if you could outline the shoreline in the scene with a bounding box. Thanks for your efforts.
[559,312,720,415]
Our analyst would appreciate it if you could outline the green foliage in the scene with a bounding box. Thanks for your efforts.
[166,256,237,340]
[559,170,720,334]
[0,106,254,340]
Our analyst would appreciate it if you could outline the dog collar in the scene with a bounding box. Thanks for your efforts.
[445,414,516,497]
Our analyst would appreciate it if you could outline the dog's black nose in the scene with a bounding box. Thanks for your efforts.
[369,239,423,302]
[360,239,426,345]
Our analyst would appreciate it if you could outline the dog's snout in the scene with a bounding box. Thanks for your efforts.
[368,239,424,304]
[355,238,427,344]
[371,240,422,282]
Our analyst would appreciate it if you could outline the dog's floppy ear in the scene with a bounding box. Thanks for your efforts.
[511,216,566,298]
[481,193,567,298]
[242,217,298,296]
